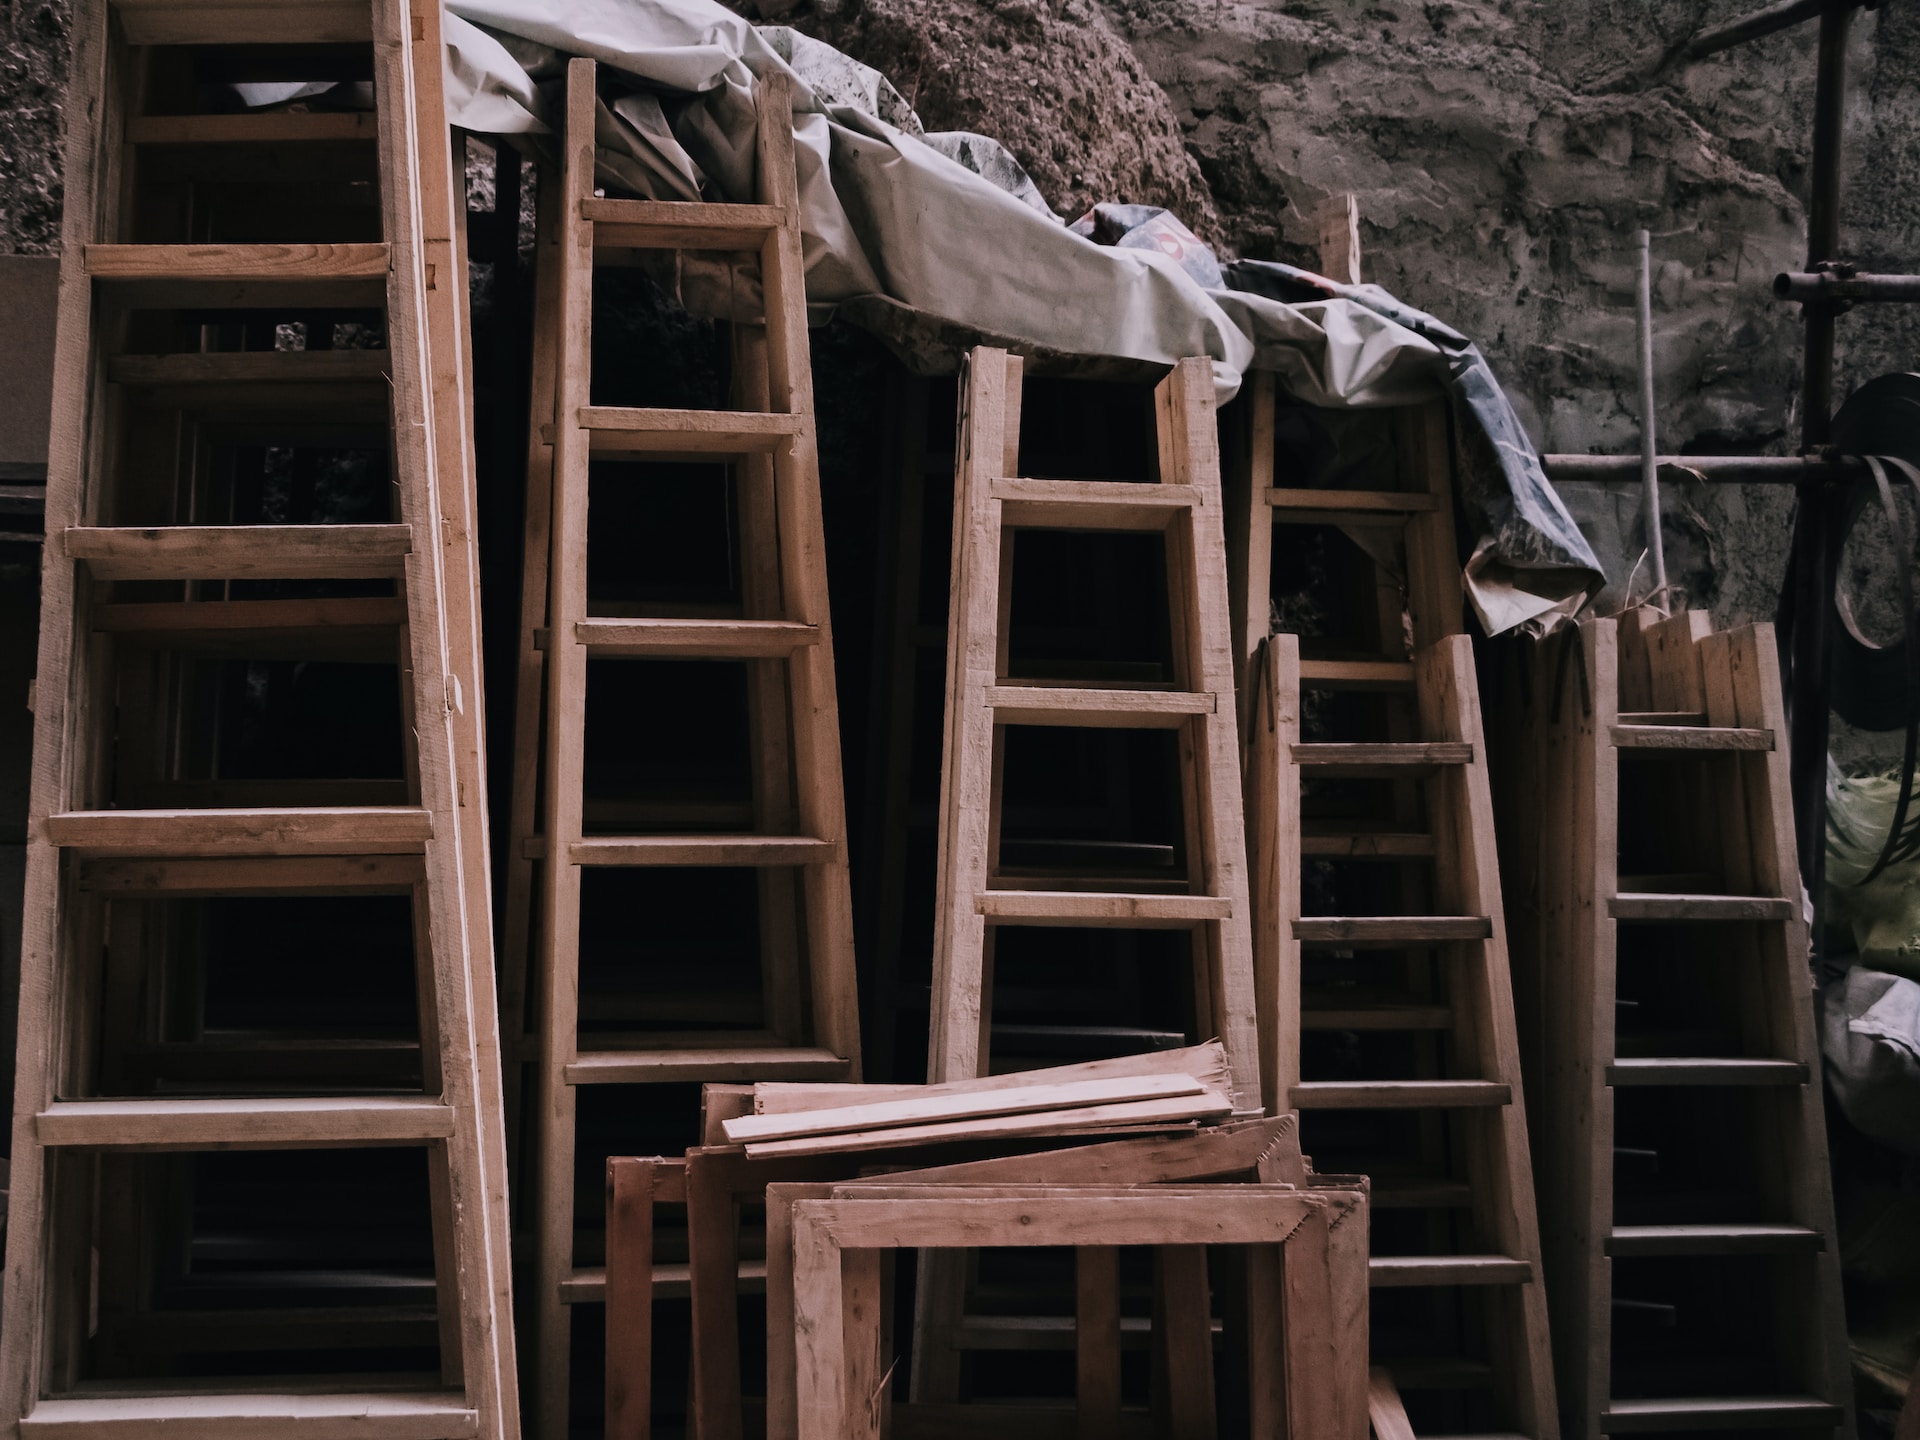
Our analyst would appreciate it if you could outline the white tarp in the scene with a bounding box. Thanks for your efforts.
[441,0,1604,634]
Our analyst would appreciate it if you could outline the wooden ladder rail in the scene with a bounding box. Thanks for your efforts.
[533,58,863,1440]
[1226,364,1558,1435]
[0,0,516,1435]
[915,347,1263,1404]
[1514,613,1852,1440]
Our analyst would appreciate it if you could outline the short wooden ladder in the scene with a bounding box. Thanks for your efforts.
[529,58,863,1440]
[1502,611,1852,1440]
[1,0,516,1435]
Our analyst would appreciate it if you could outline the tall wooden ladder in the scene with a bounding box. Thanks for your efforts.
[917,347,1262,1403]
[531,58,863,1439]
[2,0,516,1434]
[1496,612,1852,1440]
[1227,372,1556,1438]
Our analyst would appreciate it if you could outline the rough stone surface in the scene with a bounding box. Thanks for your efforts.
[0,0,68,256]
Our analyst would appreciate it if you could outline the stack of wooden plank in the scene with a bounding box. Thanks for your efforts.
[605,1044,1371,1438]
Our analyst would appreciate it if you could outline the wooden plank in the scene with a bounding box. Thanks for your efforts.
[18,1393,478,1439]
[568,835,834,867]
[125,112,380,145]
[1292,915,1491,945]
[1300,831,1435,858]
[1367,1368,1417,1440]
[106,350,391,386]
[1610,723,1773,750]
[35,1096,455,1148]
[1076,1247,1123,1434]
[77,854,423,895]
[1605,1057,1808,1085]
[1367,1254,1534,1287]
[990,478,1198,530]
[45,807,432,855]
[579,405,802,453]
[1604,1223,1824,1256]
[112,0,372,44]
[1607,893,1795,920]
[1298,658,1414,690]
[984,685,1213,726]
[604,1159,653,1440]
[84,242,389,280]
[1600,1396,1844,1432]
[1266,487,1435,518]
[1291,741,1472,772]
[975,890,1232,925]
[723,1072,1210,1144]
[584,196,785,250]
[743,1091,1233,1158]
[1289,1080,1511,1109]
[565,1048,856,1085]
[64,523,411,580]
[92,596,406,635]
[574,618,817,656]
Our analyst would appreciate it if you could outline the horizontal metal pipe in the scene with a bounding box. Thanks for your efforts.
[1684,0,1832,60]
[1775,270,1920,302]
[1543,454,1867,484]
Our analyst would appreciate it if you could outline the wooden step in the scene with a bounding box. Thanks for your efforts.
[1618,710,1707,726]
[573,618,817,657]
[1607,1057,1809,1086]
[107,350,391,389]
[567,835,836,867]
[126,112,380,146]
[1605,1223,1824,1257]
[1293,916,1492,946]
[1289,1079,1511,1110]
[64,524,411,581]
[113,0,374,45]
[578,406,804,456]
[79,852,423,896]
[19,1392,477,1439]
[985,685,1213,728]
[1297,658,1415,691]
[46,807,432,857]
[1302,997,1452,1030]
[1599,1395,1844,1432]
[1292,741,1472,775]
[1301,830,1435,858]
[35,1096,455,1149]
[584,196,785,250]
[975,890,1232,927]
[1368,1255,1533,1288]
[93,596,406,641]
[564,1046,854,1085]
[1611,723,1773,751]
[991,478,1200,531]
[1609,892,1796,921]
[1266,487,1437,525]
[561,1258,768,1304]
[85,242,388,283]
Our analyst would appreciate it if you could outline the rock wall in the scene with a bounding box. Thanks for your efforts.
[0,0,68,257]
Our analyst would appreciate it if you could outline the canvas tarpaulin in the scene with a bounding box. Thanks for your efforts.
[441,0,1604,634]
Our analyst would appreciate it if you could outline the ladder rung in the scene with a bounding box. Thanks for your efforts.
[1292,742,1472,774]
[1301,831,1435,858]
[19,1392,477,1439]
[93,596,406,637]
[565,1046,853,1085]
[1607,1057,1808,1086]
[1298,658,1416,690]
[1372,1178,1474,1209]
[78,853,423,894]
[574,618,817,657]
[1619,710,1707,726]
[975,890,1232,927]
[46,807,433,856]
[1293,916,1491,946]
[35,1096,455,1149]
[65,523,412,580]
[1599,1396,1844,1432]
[584,197,785,250]
[1611,723,1773,751]
[562,1259,767,1303]
[1267,487,1437,523]
[1605,1223,1824,1257]
[1289,1080,1511,1109]
[1302,1000,1452,1031]
[113,0,373,45]
[1368,1254,1533,1288]
[126,111,380,145]
[986,685,1213,728]
[107,350,391,387]
[85,242,389,283]
[1609,893,1795,921]
[579,406,804,455]
[568,835,836,867]
[991,478,1201,531]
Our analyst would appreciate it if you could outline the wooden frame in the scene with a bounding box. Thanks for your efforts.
[530,58,864,1440]
[1498,614,1853,1440]
[0,0,516,1434]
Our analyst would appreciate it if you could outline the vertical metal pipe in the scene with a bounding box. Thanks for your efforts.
[1789,0,1854,917]
[1636,229,1668,602]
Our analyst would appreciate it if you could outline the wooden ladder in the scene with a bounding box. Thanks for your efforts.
[1228,373,1557,1438]
[1497,612,1852,1440]
[2,0,516,1434]
[530,58,863,1439]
